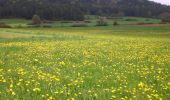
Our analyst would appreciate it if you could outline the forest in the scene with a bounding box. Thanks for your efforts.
[0,0,170,20]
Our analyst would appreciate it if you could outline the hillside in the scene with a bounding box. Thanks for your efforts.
[0,0,170,20]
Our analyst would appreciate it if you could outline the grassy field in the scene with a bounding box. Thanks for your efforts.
[0,19,170,100]
[0,16,161,27]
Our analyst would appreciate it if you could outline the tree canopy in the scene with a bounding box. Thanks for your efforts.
[0,0,170,20]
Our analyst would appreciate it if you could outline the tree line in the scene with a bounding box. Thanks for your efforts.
[0,0,84,20]
[0,0,170,20]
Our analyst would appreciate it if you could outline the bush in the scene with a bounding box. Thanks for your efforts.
[124,18,137,21]
[32,15,42,25]
[113,21,118,26]
[0,22,12,28]
[137,22,146,25]
[146,22,153,24]
[96,16,108,26]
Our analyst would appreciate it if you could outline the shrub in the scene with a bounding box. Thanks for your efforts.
[96,16,108,26]
[146,22,153,24]
[137,22,146,25]
[113,21,118,26]
[0,22,12,28]
[124,18,137,21]
[32,15,42,25]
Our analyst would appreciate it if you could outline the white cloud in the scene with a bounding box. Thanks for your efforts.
[149,0,170,5]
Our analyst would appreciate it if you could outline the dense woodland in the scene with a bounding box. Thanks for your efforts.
[0,0,170,20]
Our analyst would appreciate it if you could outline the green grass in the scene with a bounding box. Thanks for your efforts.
[0,25,169,100]
[0,19,31,27]
[86,15,161,25]
[0,16,161,27]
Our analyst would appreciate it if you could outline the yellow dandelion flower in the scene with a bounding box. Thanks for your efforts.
[59,61,66,66]
[3,79,6,83]
[33,88,41,92]
[48,96,53,100]
[138,82,145,88]
[10,84,13,88]
[12,91,16,96]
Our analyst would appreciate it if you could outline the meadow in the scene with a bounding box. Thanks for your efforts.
[0,17,170,100]
[0,16,161,28]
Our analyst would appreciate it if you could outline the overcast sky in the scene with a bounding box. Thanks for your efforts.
[149,0,170,5]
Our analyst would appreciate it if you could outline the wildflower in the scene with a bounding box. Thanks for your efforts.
[88,90,92,93]
[167,82,170,86]
[34,59,38,62]
[59,61,66,66]
[111,95,116,99]
[12,91,16,96]
[138,82,145,88]
[17,82,21,86]
[10,84,13,88]
[19,79,23,82]
[2,79,6,83]
[111,89,116,93]
[33,88,41,92]
[48,96,53,100]
[54,91,59,94]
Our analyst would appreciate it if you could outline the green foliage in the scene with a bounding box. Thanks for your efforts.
[0,0,84,20]
[124,18,138,21]
[0,0,170,20]
[113,21,118,26]
[0,16,162,28]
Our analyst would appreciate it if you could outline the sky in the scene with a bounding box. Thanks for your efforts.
[149,0,170,5]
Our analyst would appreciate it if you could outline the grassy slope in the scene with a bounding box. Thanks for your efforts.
[0,25,169,100]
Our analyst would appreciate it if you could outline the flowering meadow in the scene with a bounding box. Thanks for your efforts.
[0,27,170,100]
